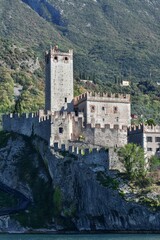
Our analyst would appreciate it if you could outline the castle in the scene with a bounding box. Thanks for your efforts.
[2,46,160,159]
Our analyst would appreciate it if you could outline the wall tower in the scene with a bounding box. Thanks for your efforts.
[45,46,73,112]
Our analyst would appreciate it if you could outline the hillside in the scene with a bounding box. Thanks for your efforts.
[21,0,160,83]
[0,0,159,123]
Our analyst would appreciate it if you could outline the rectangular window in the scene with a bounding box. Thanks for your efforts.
[114,106,118,113]
[65,98,67,103]
[59,127,63,134]
[147,148,152,152]
[90,105,95,112]
[102,107,105,111]
[155,137,160,142]
[147,137,152,142]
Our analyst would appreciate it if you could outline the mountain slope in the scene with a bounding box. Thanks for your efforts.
[0,0,72,51]
[21,0,160,82]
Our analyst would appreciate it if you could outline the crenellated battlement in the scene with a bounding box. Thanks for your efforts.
[128,124,160,134]
[128,124,144,133]
[3,112,39,120]
[45,46,73,60]
[52,142,105,156]
[74,91,130,105]
[85,123,128,131]
[144,125,160,133]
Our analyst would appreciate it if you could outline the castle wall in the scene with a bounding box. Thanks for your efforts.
[128,125,144,148]
[108,148,124,171]
[2,113,51,144]
[82,125,128,148]
[52,143,109,171]
[45,48,73,112]
[50,112,73,146]
[71,113,84,141]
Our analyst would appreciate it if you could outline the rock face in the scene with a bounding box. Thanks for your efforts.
[1,134,160,232]
[36,140,160,231]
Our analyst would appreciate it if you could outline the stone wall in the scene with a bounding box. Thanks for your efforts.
[45,47,73,112]
[2,113,51,144]
[82,124,128,148]
[128,125,144,148]
[52,142,109,171]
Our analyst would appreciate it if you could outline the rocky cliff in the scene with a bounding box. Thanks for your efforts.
[0,132,160,232]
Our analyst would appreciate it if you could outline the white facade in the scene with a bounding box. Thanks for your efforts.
[74,92,131,128]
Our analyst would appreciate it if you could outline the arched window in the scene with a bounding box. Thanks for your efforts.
[54,56,58,62]
[64,56,69,62]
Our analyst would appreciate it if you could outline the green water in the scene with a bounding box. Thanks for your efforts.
[0,234,160,240]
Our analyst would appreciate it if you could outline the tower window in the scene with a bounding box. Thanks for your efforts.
[64,56,68,61]
[155,137,160,142]
[65,97,67,103]
[147,136,152,142]
[90,105,95,112]
[102,107,105,111]
[54,56,58,61]
[114,107,118,113]
[59,127,63,134]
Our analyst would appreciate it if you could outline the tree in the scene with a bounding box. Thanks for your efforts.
[149,155,160,172]
[145,118,156,126]
[118,143,147,181]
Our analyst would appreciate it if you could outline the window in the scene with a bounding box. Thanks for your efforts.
[64,56,68,61]
[155,137,160,142]
[59,127,63,134]
[147,148,152,152]
[54,56,58,61]
[116,117,119,122]
[114,106,118,113]
[102,107,105,111]
[90,105,95,112]
[147,136,152,142]
[65,97,67,103]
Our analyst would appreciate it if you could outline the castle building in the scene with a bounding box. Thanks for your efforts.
[3,46,160,159]
[3,46,131,150]
[74,92,130,128]
[128,125,160,158]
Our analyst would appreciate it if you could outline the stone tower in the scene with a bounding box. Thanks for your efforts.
[45,46,73,112]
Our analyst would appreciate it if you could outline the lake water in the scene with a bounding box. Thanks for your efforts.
[0,234,160,240]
